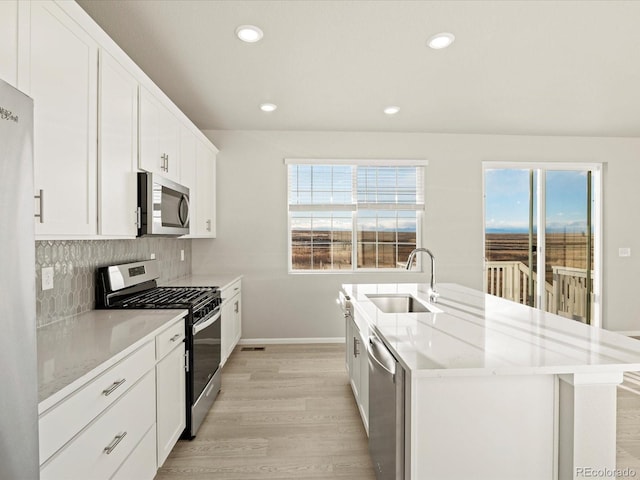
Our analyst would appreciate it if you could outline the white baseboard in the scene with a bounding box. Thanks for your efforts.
[238,337,345,345]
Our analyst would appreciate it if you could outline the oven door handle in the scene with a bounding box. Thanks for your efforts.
[193,309,221,335]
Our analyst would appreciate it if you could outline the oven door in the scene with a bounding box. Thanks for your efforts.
[190,307,221,436]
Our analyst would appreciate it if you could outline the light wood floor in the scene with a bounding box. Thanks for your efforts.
[155,344,376,480]
[156,344,640,479]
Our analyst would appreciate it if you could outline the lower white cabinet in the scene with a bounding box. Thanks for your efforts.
[221,279,242,364]
[39,317,186,479]
[155,321,186,468]
[111,425,157,480]
[346,315,369,434]
[41,371,156,480]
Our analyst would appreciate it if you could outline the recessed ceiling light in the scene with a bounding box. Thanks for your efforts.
[428,32,455,49]
[260,103,277,112]
[236,25,263,43]
[384,106,400,115]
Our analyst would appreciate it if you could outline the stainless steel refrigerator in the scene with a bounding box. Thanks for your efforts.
[0,78,39,478]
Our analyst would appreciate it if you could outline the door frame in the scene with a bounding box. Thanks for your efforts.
[482,162,603,327]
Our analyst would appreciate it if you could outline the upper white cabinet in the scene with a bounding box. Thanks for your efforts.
[180,125,198,233]
[139,87,180,182]
[21,0,98,237]
[192,139,217,237]
[11,0,217,238]
[0,0,18,87]
[98,50,138,237]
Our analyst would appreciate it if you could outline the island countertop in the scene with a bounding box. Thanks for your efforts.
[342,282,640,378]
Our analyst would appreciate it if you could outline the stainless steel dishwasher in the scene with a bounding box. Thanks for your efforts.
[368,329,405,480]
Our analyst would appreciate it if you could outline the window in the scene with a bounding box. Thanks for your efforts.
[286,159,426,272]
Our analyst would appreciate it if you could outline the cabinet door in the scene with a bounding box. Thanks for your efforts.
[180,126,197,235]
[0,0,18,87]
[156,342,186,468]
[28,0,98,237]
[356,325,369,431]
[194,140,216,237]
[159,106,179,181]
[220,296,234,365]
[139,87,180,182]
[98,50,138,237]
[232,291,242,347]
[138,87,162,176]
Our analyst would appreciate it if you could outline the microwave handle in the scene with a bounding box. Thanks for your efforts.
[178,194,190,227]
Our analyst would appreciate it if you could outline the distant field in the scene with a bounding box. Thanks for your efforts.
[291,230,416,270]
[486,232,593,284]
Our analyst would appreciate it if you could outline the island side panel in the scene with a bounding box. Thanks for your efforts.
[558,373,621,480]
[410,374,555,480]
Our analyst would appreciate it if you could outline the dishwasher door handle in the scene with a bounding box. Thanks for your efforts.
[368,335,396,376]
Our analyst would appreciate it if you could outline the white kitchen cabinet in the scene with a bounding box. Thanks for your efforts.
[98,49,138,237]
[346,314,368,433]
[221,279,242,364]
[192,139,217,237]
[39,316,187,480]
[21,0,98,237]
[139,86,180,182]
[40,372,156,480]
[180,126,198,235]
[0,0,18,87]
[155,320,186,468]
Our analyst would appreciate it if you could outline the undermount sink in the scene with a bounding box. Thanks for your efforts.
[366,294,435,314]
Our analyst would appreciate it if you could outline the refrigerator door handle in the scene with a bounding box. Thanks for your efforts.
[34,189,43,223]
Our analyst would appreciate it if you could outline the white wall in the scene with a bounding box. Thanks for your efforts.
[192,130,640,339]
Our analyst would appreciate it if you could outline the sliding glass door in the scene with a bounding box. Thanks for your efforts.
[483,163,600,325]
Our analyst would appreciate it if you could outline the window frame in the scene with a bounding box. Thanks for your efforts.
[285,158,428,274]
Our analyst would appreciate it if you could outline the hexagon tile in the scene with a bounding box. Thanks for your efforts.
[35,238,192,327]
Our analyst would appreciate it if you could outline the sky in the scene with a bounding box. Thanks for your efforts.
[485,169,591,233]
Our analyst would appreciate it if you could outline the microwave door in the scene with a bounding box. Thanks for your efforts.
[138,172,190,236]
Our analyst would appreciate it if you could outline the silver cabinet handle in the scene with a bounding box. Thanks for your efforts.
[206,219,211,232]
[170,333,181,342]
[102,378,126,396]
[234,300,239,314]
[34,189,44,223]
[354,336,360,357]
[103,431,127,454]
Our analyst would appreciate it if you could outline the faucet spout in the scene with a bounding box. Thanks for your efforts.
[405,248,439,303]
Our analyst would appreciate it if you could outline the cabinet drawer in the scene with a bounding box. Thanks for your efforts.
[221,279,241,303]
[39,341,155,463]
[41,371,156,480]
[111,424,157,480]
[156,318,185,360]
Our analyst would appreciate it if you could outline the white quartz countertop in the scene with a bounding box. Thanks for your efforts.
[165,273,242,291]
[37,309,187,412]
[342,283,640,378]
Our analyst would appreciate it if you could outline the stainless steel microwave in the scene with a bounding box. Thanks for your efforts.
[137,172,190,236]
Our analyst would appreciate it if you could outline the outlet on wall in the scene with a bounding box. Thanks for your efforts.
[150,253,156,260]
[181,249,184,261]
[619,247,631,257]
[42,267,54,291]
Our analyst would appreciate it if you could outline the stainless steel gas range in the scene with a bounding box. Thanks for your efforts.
[96,260,221,439]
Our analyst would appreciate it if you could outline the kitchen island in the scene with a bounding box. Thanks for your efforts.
[342,282,640,480]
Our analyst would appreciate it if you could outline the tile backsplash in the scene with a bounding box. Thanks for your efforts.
[35,238,192,327]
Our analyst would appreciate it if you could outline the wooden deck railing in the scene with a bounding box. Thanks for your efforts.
[485,261,592,322]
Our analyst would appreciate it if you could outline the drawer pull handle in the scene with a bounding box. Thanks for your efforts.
[102,379,126,396]
[103,431,127,455]
[170,333,181,342]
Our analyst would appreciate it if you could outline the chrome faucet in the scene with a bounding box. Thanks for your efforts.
[405,248,439,303]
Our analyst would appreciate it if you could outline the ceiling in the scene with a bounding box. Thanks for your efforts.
[76,0,640,137]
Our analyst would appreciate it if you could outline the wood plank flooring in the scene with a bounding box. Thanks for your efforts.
[156,344,640,479]
[155,344,375,480]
